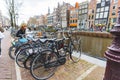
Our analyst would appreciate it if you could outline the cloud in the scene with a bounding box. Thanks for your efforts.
[1,0,94,25]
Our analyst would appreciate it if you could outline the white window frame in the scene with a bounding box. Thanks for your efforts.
[85,4,88,8]
[104,12,108,18]
[100,12,104,18]
[82,9,84,13]
[96,13,99,19]
[101,2,105,7]
[85,9,87,13]
[105,6,109,11]
[101,7,104,12]
[97,8,100,12]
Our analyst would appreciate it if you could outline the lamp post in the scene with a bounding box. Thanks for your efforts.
[104,7,120,80]
[107,18,111,32]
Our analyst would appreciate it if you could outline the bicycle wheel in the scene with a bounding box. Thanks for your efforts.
[24,44,42,69]
[24,54,35,69]
[15,47,32,68]
[30,50,58,80]
[9,46,16,60]
[70,38,82,63]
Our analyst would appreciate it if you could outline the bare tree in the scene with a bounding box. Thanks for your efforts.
[5,0,22,29]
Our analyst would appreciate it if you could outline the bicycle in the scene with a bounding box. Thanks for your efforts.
[22,32,58,69]
[15,37,49,68]
[30,29,82,80]
[23,38,56,69]
[9,36,28,60]
[9,33,38,60]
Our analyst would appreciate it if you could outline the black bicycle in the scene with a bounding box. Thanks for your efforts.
[30,30,82,80]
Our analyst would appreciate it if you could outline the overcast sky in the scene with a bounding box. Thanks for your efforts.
[0,0,95,25]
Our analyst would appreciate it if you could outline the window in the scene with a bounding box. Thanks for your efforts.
[99,19,106,24]
[82,10,84,13]
[102,19,107,24]
[82,5,84,8]
[79,10,82,14]
[89,16,90,19]
[96,13,99,19]
[101,0,105,1]
[99,20,102,24]
[85,9,87,13]
[73,20,74,23]
[113,18,116,23]
[95,20,98,25]
[104,12,108,18]
[101,2,105,7]
[97,8,100,12]
[76,20,77,23]
[105,6,109,11]
[112,11,116,15]
[100,12,103,18]
[92,10,94,13]
[114,0,118,3]
[113,6,115,9]
[85,4,88,8]
[101,7,104,12]
[92,15,94,19]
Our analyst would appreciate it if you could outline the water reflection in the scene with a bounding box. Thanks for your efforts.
[58,32,112,59]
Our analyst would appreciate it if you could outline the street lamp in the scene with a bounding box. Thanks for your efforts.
[107,18,111,32]
[104,7,120,80]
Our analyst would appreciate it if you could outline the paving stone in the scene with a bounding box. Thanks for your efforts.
[0,31,16,80]
[83,66,105,80]
[20,59,94,80]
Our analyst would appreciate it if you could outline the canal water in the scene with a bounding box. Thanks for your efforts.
[58,32,113,60]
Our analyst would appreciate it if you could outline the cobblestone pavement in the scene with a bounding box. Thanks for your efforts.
[0,31,16,80]
[0,31,105,80]
[20,59,105,80]
[83,66,105,80]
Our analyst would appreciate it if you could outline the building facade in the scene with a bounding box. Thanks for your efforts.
[95,0,110,30]
[47,13,53,26]
[69,2,79,28]
[109,0,120,29]
[38,15,46,26]
[78,1,89,30]
[61,2,72,28]
[52,8,57,27]
[87,0,97,30]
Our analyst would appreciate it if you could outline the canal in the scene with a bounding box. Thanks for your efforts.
[59,31,113,60]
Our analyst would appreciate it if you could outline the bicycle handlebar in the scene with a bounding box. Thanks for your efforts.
[62,28,73,40]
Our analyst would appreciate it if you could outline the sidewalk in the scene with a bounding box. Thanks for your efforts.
[0,31,106,80]
[0,31,16,80]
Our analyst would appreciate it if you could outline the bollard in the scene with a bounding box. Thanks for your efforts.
[104,7,120,80]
